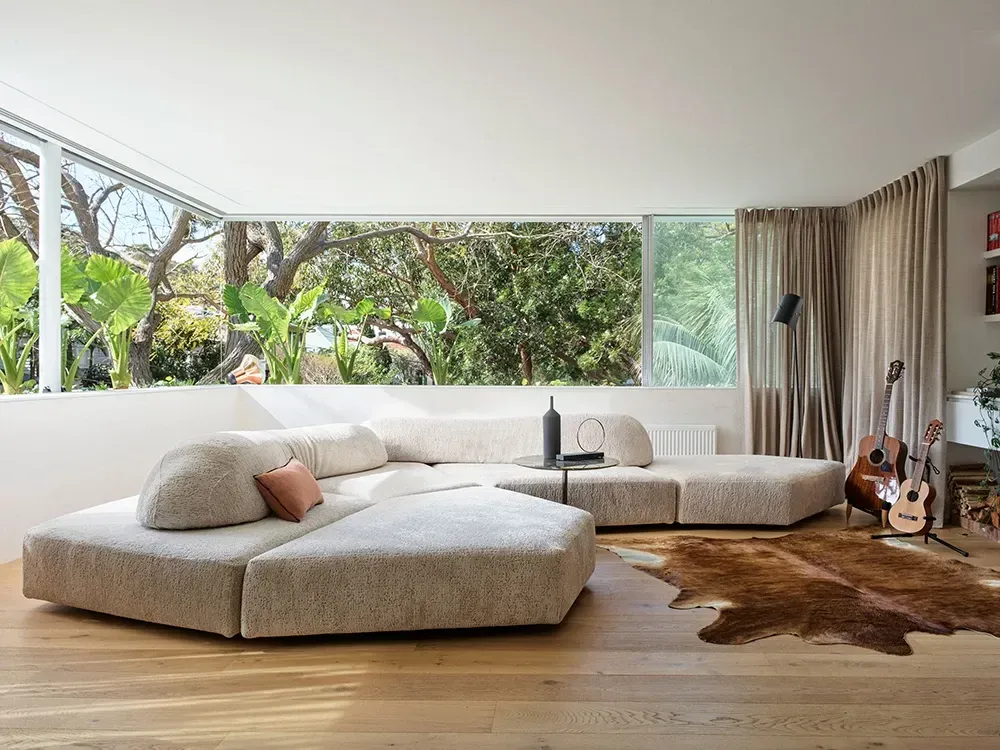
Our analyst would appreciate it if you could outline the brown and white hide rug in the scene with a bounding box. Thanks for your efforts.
[602,528,1000,655]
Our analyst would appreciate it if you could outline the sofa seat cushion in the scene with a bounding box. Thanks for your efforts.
[367,413,653,466]
[240,488,595,637]
[430,464,676,526]
[316,462,477,502]
[646,454,846,525]
[22,494,373,637]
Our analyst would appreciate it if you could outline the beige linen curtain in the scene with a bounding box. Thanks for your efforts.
[842,157,947,518]
[737,208,845,459]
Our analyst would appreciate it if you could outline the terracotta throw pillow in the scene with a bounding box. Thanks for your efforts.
[254,459,324,522]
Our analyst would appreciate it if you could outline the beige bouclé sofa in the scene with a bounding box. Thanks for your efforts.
[22,414,845,638]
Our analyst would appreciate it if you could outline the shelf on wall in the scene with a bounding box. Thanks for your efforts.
[985,314,1000,322]
[985,249,1000,262]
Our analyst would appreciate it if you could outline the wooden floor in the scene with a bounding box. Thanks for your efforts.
[2,505,999,749]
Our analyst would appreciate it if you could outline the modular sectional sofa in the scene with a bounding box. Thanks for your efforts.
[23,414,845,638]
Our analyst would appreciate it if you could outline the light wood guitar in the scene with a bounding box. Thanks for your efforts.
[888,419,943,535]
[845,360,908,524]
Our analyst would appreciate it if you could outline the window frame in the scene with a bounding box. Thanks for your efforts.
[5,118,739,392]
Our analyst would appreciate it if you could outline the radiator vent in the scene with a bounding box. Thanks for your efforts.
[646,425,717,457]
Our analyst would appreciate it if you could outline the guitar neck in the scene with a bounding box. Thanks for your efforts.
[874,383,893,448]
[912,442,931,490]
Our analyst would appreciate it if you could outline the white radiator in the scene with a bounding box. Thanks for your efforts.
[646,425,717,457]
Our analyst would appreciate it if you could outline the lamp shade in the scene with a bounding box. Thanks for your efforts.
[771,293,804,329]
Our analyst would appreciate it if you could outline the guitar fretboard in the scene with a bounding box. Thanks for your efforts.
[875,383,893,449]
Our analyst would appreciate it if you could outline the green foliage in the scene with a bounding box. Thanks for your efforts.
[648,220,736,387]
[409,297,480,385]
[323,297,390,384]
[974,352,1000,493]
[59,253,155,389]
[0,240,39,394]
[151,300,222,383]
[62,326,101,393]
[224,283,327,384]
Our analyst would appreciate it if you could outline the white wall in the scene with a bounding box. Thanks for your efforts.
[1,384,740,562]
[946,189,1000,465]
[946,190,1000,391]
[0,386,259,562]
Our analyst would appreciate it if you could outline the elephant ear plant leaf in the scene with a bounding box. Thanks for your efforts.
[410,297,480,385]
[0,239,40,395]
[79,255,154,389]
[323,297,390,383]
[224,282,328,384]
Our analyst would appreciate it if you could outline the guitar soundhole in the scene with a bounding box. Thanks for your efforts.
[906,490,920,503]
[868,449,885,465]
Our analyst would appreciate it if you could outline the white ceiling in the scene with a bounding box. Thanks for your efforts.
[3,0,1000,216]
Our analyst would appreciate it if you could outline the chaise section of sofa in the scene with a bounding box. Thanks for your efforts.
[240,488,596,638]
[22,494,373,637]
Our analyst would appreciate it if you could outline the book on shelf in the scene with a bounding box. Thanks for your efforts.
[990,210,1000,253]
[988,266,998,315]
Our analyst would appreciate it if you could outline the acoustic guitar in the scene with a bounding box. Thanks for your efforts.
[888,419,943,535]
[845,360,907,524]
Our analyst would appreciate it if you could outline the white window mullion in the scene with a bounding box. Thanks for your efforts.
[37,140,62,394]
[641,215,654,386]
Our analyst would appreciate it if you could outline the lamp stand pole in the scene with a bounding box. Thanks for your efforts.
[792,327,803,458]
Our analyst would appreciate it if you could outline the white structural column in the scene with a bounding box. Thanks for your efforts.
[37,140,63,394]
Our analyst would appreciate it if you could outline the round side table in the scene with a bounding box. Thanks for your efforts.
[512,455,619,505]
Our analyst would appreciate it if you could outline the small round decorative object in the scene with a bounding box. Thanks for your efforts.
[576,418,606,453]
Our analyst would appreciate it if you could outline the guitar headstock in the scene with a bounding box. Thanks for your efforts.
[922,419,944,446]
[886,360,905,384]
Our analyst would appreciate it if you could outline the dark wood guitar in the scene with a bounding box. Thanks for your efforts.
[845,360,908,525]
[888,420,943,535]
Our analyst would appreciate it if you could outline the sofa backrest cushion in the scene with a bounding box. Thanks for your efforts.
[274,424,388,480]
[137,431,293,530]
[136,424,388,530]
[367,413,653,467]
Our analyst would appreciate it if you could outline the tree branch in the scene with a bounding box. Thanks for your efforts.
[89,182,125,218]
[0,144,39,250]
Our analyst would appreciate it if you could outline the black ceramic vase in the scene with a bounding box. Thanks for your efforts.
[543,396,561,461]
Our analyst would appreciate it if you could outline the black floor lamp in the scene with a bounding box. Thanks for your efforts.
[772,293,804,458]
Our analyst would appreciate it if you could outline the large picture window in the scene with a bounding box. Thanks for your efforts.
[3,127,738,393]
[649,217,737,387]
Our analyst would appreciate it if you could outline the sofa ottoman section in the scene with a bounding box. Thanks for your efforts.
[240,488,596,637]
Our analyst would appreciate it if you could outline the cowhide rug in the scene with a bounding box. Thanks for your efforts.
[602,528,1000,656]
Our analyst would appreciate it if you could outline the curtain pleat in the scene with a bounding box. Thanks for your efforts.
[842,157,947,520]
[737,207,845,460]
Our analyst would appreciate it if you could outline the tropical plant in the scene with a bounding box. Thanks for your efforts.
[223,283,326,384]
[324,297,391,383]
[61,323,102,393]
[974,352,1000,496]
[63,252,155,390]
[0,239,39,395]
[409,297,480,385]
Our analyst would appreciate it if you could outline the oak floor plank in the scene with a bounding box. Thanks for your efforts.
[2,505,999,748]
[215,734,1000,750]
[491,701,1000,737]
